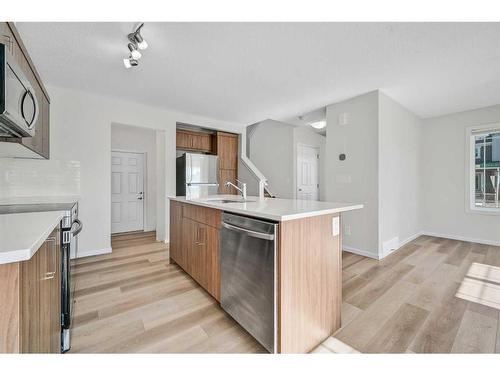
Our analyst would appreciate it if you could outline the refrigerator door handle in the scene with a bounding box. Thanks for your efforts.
[186,182,219,186]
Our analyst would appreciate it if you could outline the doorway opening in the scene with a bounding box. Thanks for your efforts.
[296,143,320,200]
[111,123,158,236]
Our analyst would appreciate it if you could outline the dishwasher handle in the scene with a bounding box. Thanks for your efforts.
[221,221,275,241]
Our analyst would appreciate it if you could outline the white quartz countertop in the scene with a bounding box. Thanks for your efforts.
[169,195,363,221]
[0,211,64,264]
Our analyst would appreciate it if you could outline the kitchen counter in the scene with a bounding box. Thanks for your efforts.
[169,195,363,221]
[0,210,65,264]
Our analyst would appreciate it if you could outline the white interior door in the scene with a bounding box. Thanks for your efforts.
[111,151,144,234]
[297,144,319,201]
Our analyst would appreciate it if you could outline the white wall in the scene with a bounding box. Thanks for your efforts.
[1,85,244,257]
[292,126,326,200]
[326,91,380,258]
[249,120,295,199]
[0,158,80,199]
[378,92,423,256]
[111,123,157,232]
[422,104,500,245]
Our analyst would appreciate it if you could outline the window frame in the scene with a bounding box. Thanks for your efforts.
[466,122,500,215]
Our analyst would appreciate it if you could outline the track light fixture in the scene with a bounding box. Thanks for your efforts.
[123,23,148,69]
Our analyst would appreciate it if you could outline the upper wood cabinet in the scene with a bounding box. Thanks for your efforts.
[0,225,61,353]
[216,132,238,170]
[0,22,51,159]
[176,130,214,153]
[216,131,239,193]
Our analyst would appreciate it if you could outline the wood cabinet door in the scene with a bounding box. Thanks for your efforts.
[186,220,207,288]
[205,225,220,301]
[20,245,42,353]
[39,231,61,353]
[176,131,189,149]
[199,134,212,152]
[38,238,52,353]
[217,132,238,169]
[179,218,196,276]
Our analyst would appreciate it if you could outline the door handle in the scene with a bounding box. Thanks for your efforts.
[221,222,275,241]
[138,197,143,200]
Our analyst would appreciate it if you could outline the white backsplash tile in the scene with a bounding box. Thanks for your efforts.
[0,159,81,198]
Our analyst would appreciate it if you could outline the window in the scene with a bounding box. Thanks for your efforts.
[470,125,500,212]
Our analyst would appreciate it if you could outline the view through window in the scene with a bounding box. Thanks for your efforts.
[474,129,500,209]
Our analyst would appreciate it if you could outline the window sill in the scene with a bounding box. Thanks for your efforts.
[467,206,500,216]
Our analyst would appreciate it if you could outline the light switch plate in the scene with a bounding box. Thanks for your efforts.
[332,217,340,236]
[338,112,349,126]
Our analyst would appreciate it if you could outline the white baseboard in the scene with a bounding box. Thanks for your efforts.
[74,247,112,259]
[343,232,424,261]
[379,232,423,259]
[343,245,379,260]
[420,231,500,247]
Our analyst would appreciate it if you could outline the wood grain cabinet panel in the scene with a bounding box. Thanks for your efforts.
[169,200,183,266]
[278,214,342,353]
[176,130,214,153]
[183,202,221,229]
[216,132,238,170]
[0,226,61,353]
[172,203,221,302]
[216,132,239,194]
[205,225,220,301]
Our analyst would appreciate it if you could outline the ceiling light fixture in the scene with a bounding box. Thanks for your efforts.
[309,120,327,129]
[128,23,148,50]
[123,23,148,69]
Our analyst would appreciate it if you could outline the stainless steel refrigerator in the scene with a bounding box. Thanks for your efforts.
[176,153,219,198]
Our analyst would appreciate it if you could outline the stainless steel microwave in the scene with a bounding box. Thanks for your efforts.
[0,43,38,137]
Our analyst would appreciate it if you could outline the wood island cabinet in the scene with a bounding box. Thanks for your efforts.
[169,198,343,354]
[0,226,61,353]
[170,200,221,301]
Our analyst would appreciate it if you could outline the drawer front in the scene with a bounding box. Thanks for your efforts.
[182,202,221,228]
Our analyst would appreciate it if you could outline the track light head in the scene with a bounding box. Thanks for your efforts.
[123,57,139,69]
[128,43,142,60]
[128,23,148,50]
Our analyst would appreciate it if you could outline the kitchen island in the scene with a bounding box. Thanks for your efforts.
[168,195,362,353]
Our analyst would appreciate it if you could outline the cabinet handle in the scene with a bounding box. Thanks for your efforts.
[43,237,57,280]
[43,271,56,280]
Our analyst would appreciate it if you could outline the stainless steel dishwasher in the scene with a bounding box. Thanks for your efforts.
[220,212,277,353]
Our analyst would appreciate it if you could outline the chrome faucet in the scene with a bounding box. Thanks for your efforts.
[225,179,247,200]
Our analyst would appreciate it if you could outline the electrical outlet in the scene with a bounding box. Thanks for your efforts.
[332,217,340,236]
[344,224,351,236]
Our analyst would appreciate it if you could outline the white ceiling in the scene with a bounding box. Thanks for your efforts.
[16,22,500,126]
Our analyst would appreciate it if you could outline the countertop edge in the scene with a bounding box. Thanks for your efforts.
[0,211,64,265]
[168,196,363,221]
